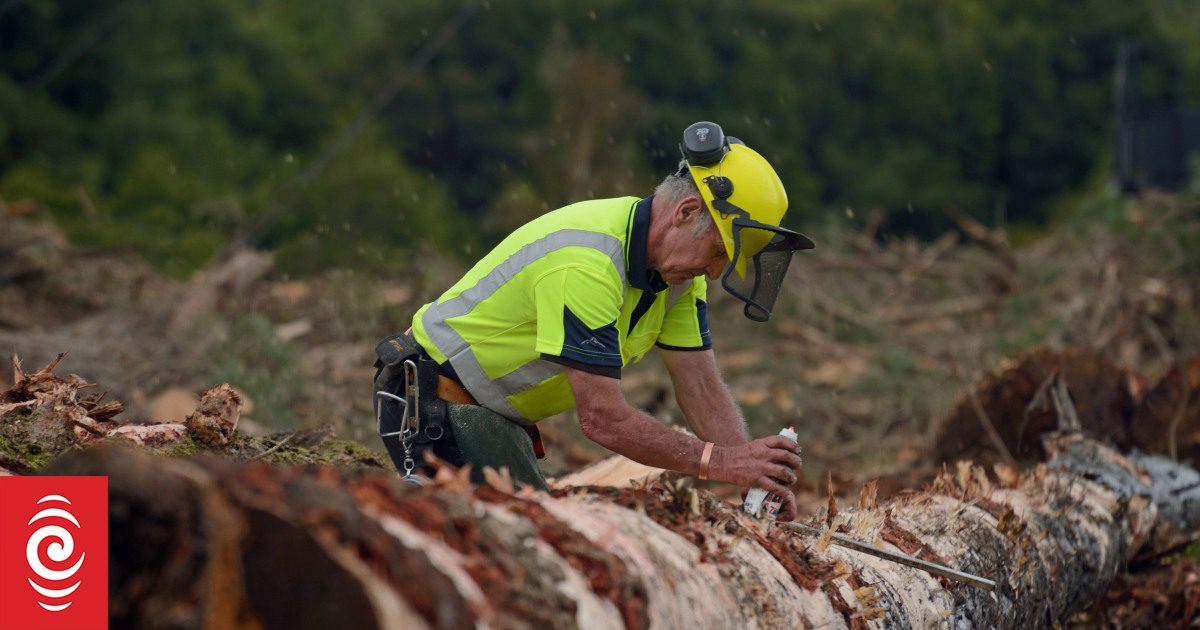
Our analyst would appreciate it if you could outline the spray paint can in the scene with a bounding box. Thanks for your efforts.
[742,425,799,518]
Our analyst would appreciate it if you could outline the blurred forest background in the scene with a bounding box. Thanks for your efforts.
[4,4,1200,622]
[3,0,1199,277]
[2,0,1200,487]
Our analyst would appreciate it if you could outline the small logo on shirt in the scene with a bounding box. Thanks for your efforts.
[580,337,605,349]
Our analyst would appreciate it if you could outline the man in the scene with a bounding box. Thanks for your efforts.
[373,122,813,520]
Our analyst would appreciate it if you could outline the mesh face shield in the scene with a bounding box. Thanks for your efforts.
[719,217,814,322]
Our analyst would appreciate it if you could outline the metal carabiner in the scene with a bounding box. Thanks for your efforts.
[377,389,423,486]
[375,390,408,438]
[376,358,426,487]
[402,359,420,437]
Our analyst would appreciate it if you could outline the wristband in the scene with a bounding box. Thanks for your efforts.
[699,441,715,480]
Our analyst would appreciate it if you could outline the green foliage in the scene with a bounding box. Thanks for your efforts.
[271,132,469,275]
[1,0,1198,274]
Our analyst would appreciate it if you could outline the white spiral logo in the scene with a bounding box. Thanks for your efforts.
[26,494,86,612]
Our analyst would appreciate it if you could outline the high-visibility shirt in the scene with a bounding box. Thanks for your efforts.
[411,195,711,423]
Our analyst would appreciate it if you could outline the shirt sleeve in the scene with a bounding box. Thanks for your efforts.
[533,266,624,378]
[655,277,712,351]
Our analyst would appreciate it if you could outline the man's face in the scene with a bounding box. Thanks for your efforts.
[657,210,731,285]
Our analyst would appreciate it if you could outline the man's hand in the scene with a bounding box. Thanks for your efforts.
[710,436,803,521]
[564,364,804,520]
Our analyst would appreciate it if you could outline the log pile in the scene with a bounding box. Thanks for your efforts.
[6,349,1200,627]
[37,421,1200,626]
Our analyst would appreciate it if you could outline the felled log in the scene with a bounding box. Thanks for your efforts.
[42,419,1200,629]
[12,347,1199,626]
[551,453,665,488]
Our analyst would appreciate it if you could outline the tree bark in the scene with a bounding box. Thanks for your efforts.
[10,348,1200,627]
[39,426,1200,629]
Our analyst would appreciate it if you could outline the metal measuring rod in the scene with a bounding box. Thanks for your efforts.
[778,520,997,591]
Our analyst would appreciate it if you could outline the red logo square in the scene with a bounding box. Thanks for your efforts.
[0,476,108,630]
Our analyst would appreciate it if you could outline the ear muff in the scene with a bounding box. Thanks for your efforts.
[679,121,729,166]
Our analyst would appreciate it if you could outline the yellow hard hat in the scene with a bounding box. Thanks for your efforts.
[685,142,790,278]
[677,121,815,321]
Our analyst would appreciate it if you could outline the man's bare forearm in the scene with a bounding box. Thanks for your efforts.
[676,379,748,445]
[663,349,750,446]
[580,400,707,475]
[565,365,801,500]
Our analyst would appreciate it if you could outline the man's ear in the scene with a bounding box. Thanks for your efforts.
[673,194,705,227]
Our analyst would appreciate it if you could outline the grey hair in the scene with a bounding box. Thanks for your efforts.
[654,171,701,205]
[657,172,716,238]
[655,172,715,237]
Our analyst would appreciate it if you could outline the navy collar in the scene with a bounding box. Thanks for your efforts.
[626,195,669,293]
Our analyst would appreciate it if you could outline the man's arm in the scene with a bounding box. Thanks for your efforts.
[660,348,749,446]
[565,365,803,518]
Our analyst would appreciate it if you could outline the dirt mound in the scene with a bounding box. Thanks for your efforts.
[931,346,1200,469]
[0,217,167,331]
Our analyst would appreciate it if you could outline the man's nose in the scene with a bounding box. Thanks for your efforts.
[705,258,726,280]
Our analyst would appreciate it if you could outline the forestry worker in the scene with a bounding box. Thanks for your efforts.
[372,121,813,520]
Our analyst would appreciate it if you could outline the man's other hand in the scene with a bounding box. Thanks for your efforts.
[711,436,804,521]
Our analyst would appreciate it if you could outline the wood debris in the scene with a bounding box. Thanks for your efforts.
[0,354,242,470]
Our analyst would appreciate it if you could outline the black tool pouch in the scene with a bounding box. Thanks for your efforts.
[373,333,418,392]
[372,331,454,471]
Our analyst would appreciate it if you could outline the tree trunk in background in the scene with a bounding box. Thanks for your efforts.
[42,426,1200,629]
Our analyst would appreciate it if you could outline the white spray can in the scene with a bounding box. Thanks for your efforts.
[742,425,799,519]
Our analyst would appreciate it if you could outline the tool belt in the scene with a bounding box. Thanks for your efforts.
[373,331,450,480]
[373,331,545,479]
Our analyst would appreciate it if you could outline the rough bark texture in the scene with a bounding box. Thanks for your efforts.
[0,354,235,458]
[7,349,1200,627]
[930,347,1145,467]
[31,426,1200,629]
